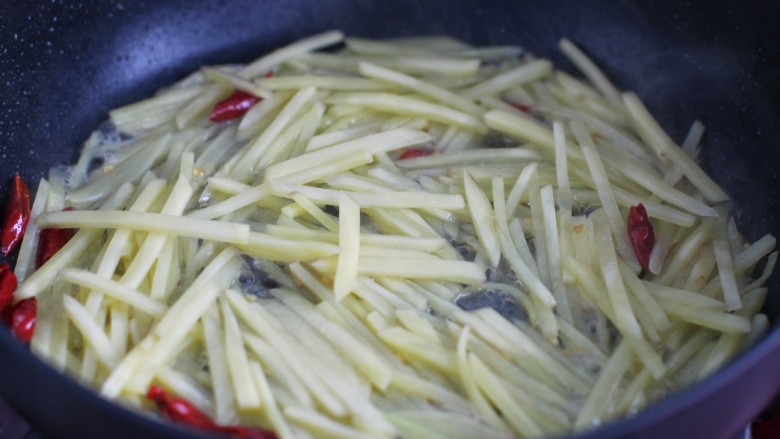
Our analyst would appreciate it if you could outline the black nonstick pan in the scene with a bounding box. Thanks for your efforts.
[1,1,779,438]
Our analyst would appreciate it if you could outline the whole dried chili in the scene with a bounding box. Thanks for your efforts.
[36,209,76,268]
[0,263,17,312]
[627,203,655,273]
[147,385,277,439]
[209,91,261,122]
[4,298,37,343]
[1,174,30,256]
[398,147,434,160]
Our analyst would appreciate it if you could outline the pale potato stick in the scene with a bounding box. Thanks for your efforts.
[574,340,633,430]
[463,60,552,99]
[509,218,540,277]
[265,225,445,252]
[455,327,507,429]
[741,251,778,293]
[13,178,49,281]
[232,87,317,180]
[474,308,591,392]
[326,92,485,132]
[591,210,643,340]
[359,62,484,115]
[624,336,666,379]
[618,260,671,332]
[358,277,421,310]
[238,91,286,135]
[224,289,347,418]
[189,183,275,219]
[306,123,383,152]
[613,160,717,217]
[681,246,717,292]
[288,192,339,231]
[658,302,750,334]
[389,372,474,414]
[240,30,345,78]
[218,297,263,411]
[386,410,512,439]
[248,361,295,439]
[175,83,229,129]
[67,134,170,205]
[38,210,250,245]
[243,333,313,409]
[258,75,390,91]
[235,232,340,263]
[201,66,258,95]
[264,128,430,181]
[16,185,134,300]
[563,257,617,333]
[655,218,717,285]
[697,288,767,379]
[397,148,542,170]
[202,307,240,425]
[622,92,728,203]
[105,248,239,396]
[744,314,770,349]
[469,353,543,437]
[612,186,696,228]
[284,406,385,439]
[558,39,622,105]
[456,326,571,408]
[109,85,206,133]
[463,172,500,267]
[573,122,640,271]
[274,291,393,390]
[59,269,167,317]
[527,171,551,288]
[333,192,360,300]
[63,295,119,368]
[557,317,608,365]
[541,184,573,323]
[271,183,464,210]
[713,207,741,310]
[123,281,226,395]
[311,256,484,284]
[644,282,727,310]
[150,235,179,301]
[118,174,194,288]
[379,326,457,376]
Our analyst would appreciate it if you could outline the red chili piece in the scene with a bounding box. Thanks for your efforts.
[627,203,655,272]
[0,263,18,312]
[1,174,31,256]
[5,298,37,343]
[36,208,76,268]
[508,101,532,113]
[398,147,434,160]
[209,91,261,122]
[147,385,277,439]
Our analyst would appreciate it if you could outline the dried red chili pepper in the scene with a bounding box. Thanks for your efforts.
[1,174,31,256]
[627,203,655,272]
[209,91,261,122]
[0,263,18,312]
[147,385,277,439]
[5,298,37,343]
[398,147,434,160]
[36,207,76,268]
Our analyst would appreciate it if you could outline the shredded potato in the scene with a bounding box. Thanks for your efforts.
[17,31,776,439]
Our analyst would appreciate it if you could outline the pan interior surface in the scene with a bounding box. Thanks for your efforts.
[0,1,779,438]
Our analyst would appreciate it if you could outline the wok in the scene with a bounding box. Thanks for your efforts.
[1,0,779,438]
